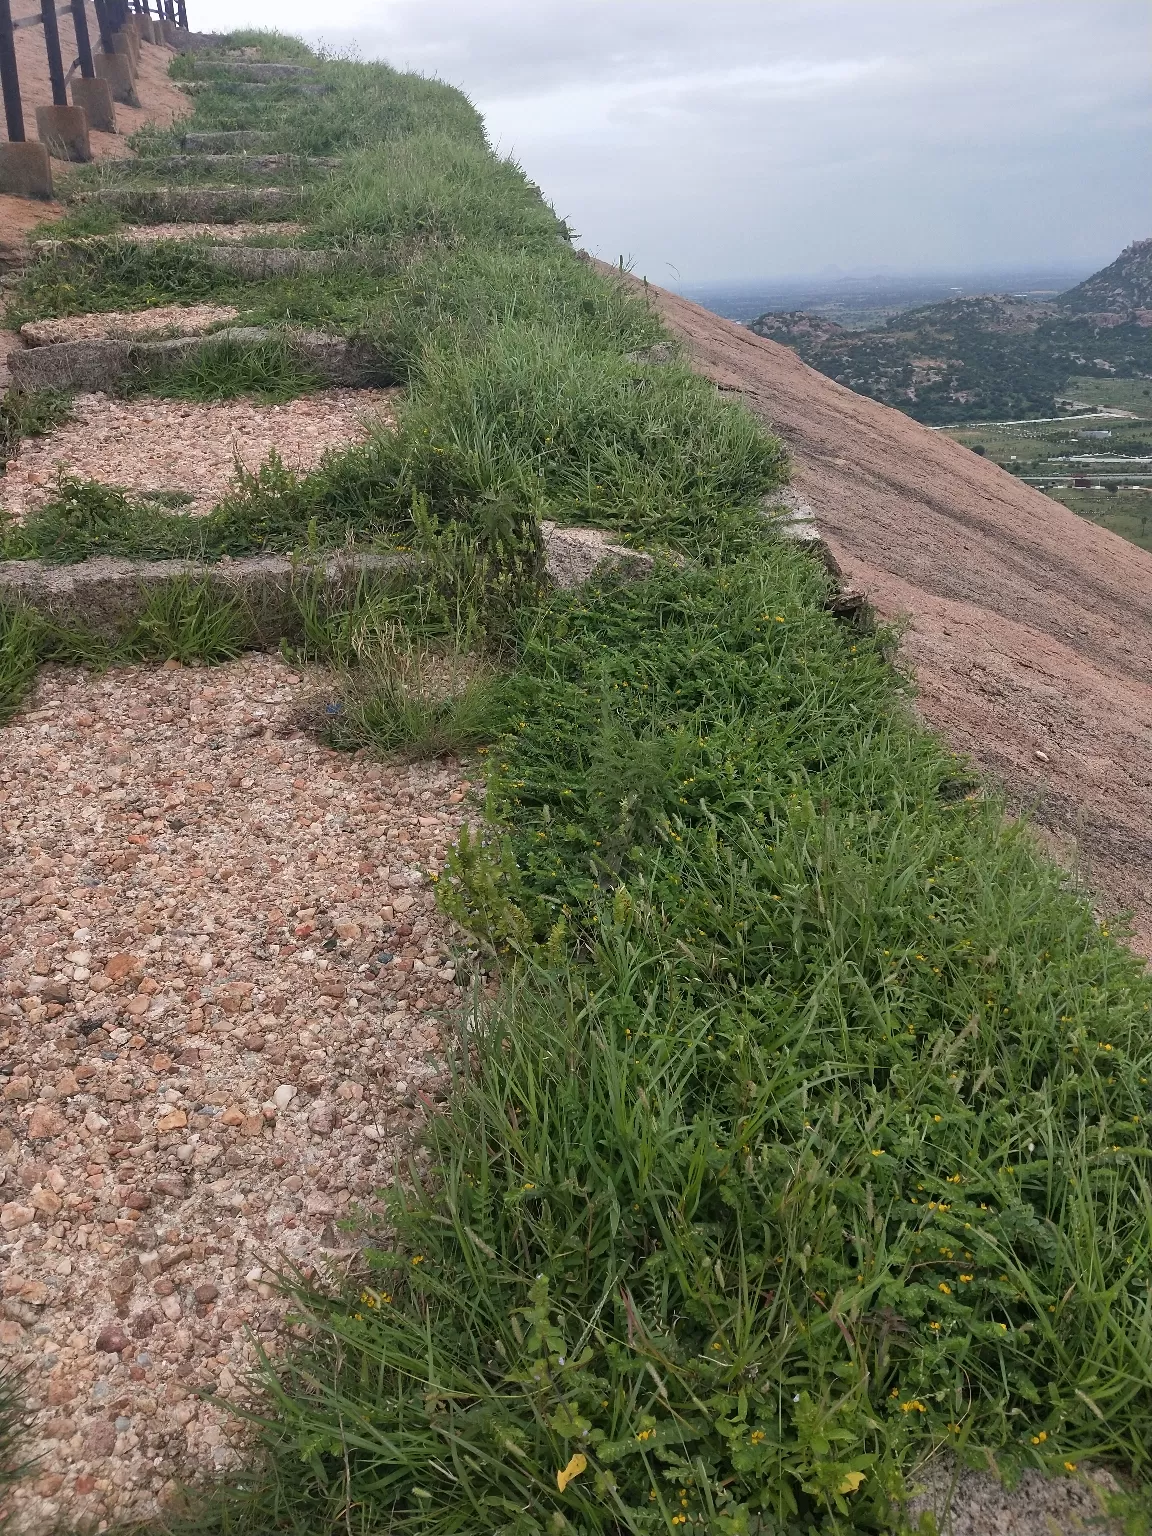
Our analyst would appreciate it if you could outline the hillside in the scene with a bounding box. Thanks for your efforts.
[647,273,1152,949]
[749,240,1152,424]
[2,29,1152,1536]
[1061,236,1152,314]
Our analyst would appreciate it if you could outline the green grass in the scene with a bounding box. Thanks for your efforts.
[4,29,1152,1535]
[0,387,72,469]
[171,551,1152,1536]
[1061,377,1152,416]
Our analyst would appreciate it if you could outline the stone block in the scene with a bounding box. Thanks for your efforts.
[7,326,392,394]
[112,27,139,66]
[0,552,419,647]
[35,104,93,163]
[70,76,116,135]
[181,129,270,152]
[94,51,139,106]
[89,184,304,222]
[0,140,53,199]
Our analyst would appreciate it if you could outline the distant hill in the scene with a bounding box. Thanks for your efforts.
[1060,237,1152,314]
[747,240,1152,424]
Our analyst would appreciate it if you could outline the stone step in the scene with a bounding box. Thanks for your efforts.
[83,185,305,221]
[0,529,650,642]
[193,61,317,80]
[180,131,273,152]
[7,326,389,394]
[102,153,342,178]
[0,551,415,646]
[178,80,331,98]
[200,246,336,279]
[29,234,332,279]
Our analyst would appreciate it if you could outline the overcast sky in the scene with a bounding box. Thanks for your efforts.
[190,0,1152,284]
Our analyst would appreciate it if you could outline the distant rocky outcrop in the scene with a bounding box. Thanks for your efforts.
[1060,237,1152,314]
[747,240,1152,424]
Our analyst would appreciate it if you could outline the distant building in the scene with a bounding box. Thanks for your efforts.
[1079,429,1112,439]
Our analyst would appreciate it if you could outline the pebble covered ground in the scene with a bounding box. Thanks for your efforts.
[19,305,242,347]
[1,388,399,520]
[0,654,477,1533]
[122,223,307,244]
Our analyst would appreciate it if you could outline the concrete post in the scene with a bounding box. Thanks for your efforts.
[94,49,139,106]
[35,102,92,161]
[0,139,53,197]
[112,26,138,65]
[71,74,115,131]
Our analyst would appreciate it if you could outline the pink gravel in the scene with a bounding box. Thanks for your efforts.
[1,389,400,520]
[0,653,478,1534]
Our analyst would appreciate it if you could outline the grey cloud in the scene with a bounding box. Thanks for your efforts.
[193,0,1152,281]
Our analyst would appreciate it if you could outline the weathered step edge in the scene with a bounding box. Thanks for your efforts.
[177,81,331,97]
[0,552,417,643]
[7,327,391,393]
[0,530,655,642]
[32,237,337,279]
[187,61,317,80]
[180,130,272,152]
[82,186,305,220]
[103,154,342,176]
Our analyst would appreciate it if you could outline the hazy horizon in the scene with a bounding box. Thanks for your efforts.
[188,0,1152,285]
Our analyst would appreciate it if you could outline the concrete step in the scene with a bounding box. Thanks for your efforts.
[0,528,651,642]
[178,80,331,98]
[104,153,342,177]
[0,551,415,646]
[192,61,317,80]
[29,234,333,279]
[7,326,390,394]
[199,246,337,279]
[82,185,306,221]
[180,131,273,152]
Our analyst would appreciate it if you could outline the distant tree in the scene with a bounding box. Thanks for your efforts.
[971,444,987,455]
[1106,483,1118,494]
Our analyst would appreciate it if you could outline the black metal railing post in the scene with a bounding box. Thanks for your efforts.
[0,0,24,140]
[40,0,69,105]
[176,0,186,29]
[92,0,115,52]
[70,0,95,77]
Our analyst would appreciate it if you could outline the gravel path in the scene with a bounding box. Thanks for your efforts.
[1,389,399,520]
[0,655,475,1534]
[20,306,242,346]
[123,223,307,243]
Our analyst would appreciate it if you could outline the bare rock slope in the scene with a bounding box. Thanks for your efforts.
[625,269,1152,951]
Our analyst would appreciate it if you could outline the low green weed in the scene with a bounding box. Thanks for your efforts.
[0,600,43,721]
[137,333,325,403]
[0,387,72,468]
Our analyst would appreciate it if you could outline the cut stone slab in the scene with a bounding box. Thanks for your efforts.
[19,303,241,346]
[105,153,341,177]
[181,130,273,151]
[179,80,330,98]
[541,521,654,589]
[0,528,651,640]
[200,245,336,279]
[0,551,416,644]
[84,185,304,221]
[7,325,391,394]
[196,61,317,80]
